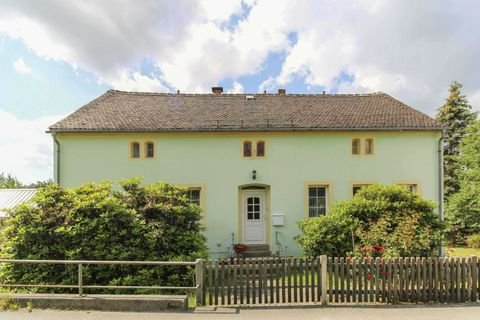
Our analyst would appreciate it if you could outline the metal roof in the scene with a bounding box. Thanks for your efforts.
[0,189,36,218]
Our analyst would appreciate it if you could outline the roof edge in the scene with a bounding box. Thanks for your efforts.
[47,127,445,134]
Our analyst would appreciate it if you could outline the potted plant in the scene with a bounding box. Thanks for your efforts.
[233,243,248,257]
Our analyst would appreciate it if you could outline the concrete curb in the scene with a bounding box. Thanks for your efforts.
[0,294,188,312]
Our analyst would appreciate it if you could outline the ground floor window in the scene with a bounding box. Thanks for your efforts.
[308,186,327,217]
[399,184,418,193]
[352,184,370,196]
[187,188,201,206]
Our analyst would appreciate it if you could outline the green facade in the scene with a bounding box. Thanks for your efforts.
[54,130,442,257]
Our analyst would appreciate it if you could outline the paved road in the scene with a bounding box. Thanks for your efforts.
[2,305,480,320]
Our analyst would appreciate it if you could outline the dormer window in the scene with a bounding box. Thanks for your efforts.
[243,141,252,157]
[131,142,140,158]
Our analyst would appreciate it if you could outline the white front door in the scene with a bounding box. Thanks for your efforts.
[243,191,266,244]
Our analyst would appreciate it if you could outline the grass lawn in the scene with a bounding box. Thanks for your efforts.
[446,246,480,257]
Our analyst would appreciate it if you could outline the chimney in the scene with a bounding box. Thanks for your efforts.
[212,87,223,95]
[278,89,286,95]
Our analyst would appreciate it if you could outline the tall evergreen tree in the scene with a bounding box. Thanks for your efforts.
[436,81,477,199]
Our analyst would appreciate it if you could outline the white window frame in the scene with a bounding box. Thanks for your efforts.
[307,185,328,218]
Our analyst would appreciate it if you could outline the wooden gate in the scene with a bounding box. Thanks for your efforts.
[203,257,324,305]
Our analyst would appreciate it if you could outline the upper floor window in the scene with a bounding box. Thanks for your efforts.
[256,141,265,157]
[131,142,140,158]
[242,140,266,158]
[365,138,374,155]
[145,142,155,158]
[187,188,201,206]
[243,141,252,157]
[308,186,327,217]
[352,139,361,155]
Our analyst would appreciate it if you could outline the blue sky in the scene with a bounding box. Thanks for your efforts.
[0,0,479,183]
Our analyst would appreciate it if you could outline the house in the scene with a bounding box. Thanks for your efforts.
[48,88,444,257]
[0,189,37,221]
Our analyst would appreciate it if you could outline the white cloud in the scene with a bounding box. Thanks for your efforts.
[108,70,169,92]
[258,76,277,93]
[12,57,31,74]
[272,0,480,114]
[0,109,62,184]
[0,0,480,113]
[227,81,244,93]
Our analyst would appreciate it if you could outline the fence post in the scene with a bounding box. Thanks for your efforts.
[320,255,328,305]
[78,263,83,296]
[196,259,204,306]
[472,256,478,302]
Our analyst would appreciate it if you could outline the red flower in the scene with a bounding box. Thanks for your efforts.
[233,243,248,254]
[367,274,371,281]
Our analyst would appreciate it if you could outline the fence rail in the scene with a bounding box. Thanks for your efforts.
[0,258,204,304]
[204,256,479,306]
[1,256,479,307]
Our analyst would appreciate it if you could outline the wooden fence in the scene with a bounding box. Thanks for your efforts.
[202,256,479,306]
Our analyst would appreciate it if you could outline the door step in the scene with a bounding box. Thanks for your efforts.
[243,244,271,257]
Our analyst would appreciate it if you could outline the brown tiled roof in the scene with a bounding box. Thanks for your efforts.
[48,90,442,132]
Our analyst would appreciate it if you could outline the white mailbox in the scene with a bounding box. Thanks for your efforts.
[272,214,285,226]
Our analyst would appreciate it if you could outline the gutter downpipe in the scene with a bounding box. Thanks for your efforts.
[53,133,60,185]
[438,130,445,256]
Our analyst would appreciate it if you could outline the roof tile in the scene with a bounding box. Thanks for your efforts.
[49,90,442,132]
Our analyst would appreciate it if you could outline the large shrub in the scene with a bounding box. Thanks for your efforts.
[296,212,356,258]
[0,179,207,292]
[296,184,444,258]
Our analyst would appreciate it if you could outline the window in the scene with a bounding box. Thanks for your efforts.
[187,188,201,206]
[256,141,265,157]
[243,141,252,157]
[247,196,261,220]
[131,142,140,158]
[352,184,369,196]
[145,142,154,158]
[308,186,327,217]
[352,139,360,155]
[399,184,418,193]
[365,138,374,155]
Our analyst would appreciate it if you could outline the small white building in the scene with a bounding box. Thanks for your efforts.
[0,189,36,219]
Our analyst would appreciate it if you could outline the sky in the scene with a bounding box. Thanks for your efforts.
[0,0,480,184]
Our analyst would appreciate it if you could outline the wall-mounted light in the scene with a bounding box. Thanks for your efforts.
[252,170,257,180]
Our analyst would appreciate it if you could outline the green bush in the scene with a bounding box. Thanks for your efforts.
[466,233,480,249]
[447,183,480,243]
[0,179,207,292]
[296,184,445,258]
[296,212,356,257]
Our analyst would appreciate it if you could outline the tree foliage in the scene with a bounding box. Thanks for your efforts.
[446,120,480,242]
[0,172,52,189]
[0,173,23,189]
[0,179,207,292]
[296,184,444,258]
[436,81,477,199]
